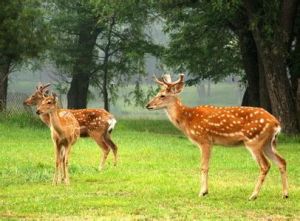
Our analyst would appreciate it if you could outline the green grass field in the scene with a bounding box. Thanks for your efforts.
[0,116,300,220]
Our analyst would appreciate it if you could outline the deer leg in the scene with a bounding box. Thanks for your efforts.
[62,145,71,185]
[98,139,110,171]
[91,133,110,170]
[104,133,118,166]
[53,145,62,185]
[59,146,66,184]
[199,144,212,197]
[248,150,270,200]
[264,140,288,198]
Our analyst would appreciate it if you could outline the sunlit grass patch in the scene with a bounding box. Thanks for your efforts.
[0,119,299,220]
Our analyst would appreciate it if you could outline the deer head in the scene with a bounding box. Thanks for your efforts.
[23,83,51,106]
[146,73,185,110]
[36,93,58,115]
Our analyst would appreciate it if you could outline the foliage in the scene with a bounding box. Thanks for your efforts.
[158,1,243,85]
[0,120,300,219]
[0,0,49,70]
[48,0,162,108]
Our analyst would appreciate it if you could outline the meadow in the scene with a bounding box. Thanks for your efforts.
[0,114,300,220]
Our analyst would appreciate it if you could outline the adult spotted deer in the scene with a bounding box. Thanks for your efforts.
[36,93,80,185]
[24,83,118,170]
[146,74,288,200]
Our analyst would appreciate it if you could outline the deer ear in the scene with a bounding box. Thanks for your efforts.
[52,93,59,103]
[42,83,51,90]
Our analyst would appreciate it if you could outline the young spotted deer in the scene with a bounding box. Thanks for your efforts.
[146,74,288,200]
[24,83,118,170]
[36,93,80,184]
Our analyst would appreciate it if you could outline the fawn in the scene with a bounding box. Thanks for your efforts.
[146,74,288,200]
[36,93,80,184]
[24,83,118,170]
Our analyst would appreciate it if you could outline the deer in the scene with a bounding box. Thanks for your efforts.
[36,93,80,185]
[23,83,118,170]
[146,73,288,200]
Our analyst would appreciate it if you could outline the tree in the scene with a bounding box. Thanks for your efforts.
[49,0,101,109]
[49,0,159,110]
[243,0,299,133]
[160,1,243,85]
[158,0,300,134]
[89,1,160,111]
[0,0,49,111]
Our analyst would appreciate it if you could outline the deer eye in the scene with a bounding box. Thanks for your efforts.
[160,95,166,98]
[47,101,52,104]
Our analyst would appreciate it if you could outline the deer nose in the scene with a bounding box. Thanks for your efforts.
[146,103,153,110]
[36,110,41,115]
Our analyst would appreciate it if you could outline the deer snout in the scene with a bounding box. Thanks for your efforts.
[145,103,153,110]
[23,99,29,105]
[36,109,41,115]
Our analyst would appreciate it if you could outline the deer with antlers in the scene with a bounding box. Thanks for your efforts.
[146,74,288,200]
[36,93,80,184]
[24,83,118,170]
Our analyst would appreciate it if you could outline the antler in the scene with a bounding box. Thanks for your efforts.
[162,74,172,83]
[154,73,185,86]
[153,74,166,86]
[162,73,184,86]
[172,73,184,85]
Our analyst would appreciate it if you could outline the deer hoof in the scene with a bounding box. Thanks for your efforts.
[283,194,288,199]
[199,191,208,197]
[248,194,257,201]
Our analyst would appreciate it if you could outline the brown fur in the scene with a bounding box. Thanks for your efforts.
[37,95,80,185]
[24,84,118,170]
[146,74,288,200]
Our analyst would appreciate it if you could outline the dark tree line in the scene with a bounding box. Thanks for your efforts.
[0,0,299,134]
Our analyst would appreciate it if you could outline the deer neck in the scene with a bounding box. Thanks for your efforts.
[165,97,189,130]
[49,109,64,136]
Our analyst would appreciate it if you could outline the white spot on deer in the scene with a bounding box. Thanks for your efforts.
[260,118,265,123]
[250,113,253,117]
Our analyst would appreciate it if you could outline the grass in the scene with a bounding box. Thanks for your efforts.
[0,116,300,220]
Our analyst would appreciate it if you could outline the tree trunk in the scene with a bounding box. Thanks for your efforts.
[258,54,272,113]
[241,87,249,106]
[101,16,115,112]
[67,73,90,109]
[258,46,299,133]
[0,62,11,112]
[243,0,300,133]
[0,73,8,112]
[238,31,260,107]
[297,79,300,126]
[67,24,100,109]
[103,53,109,111]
